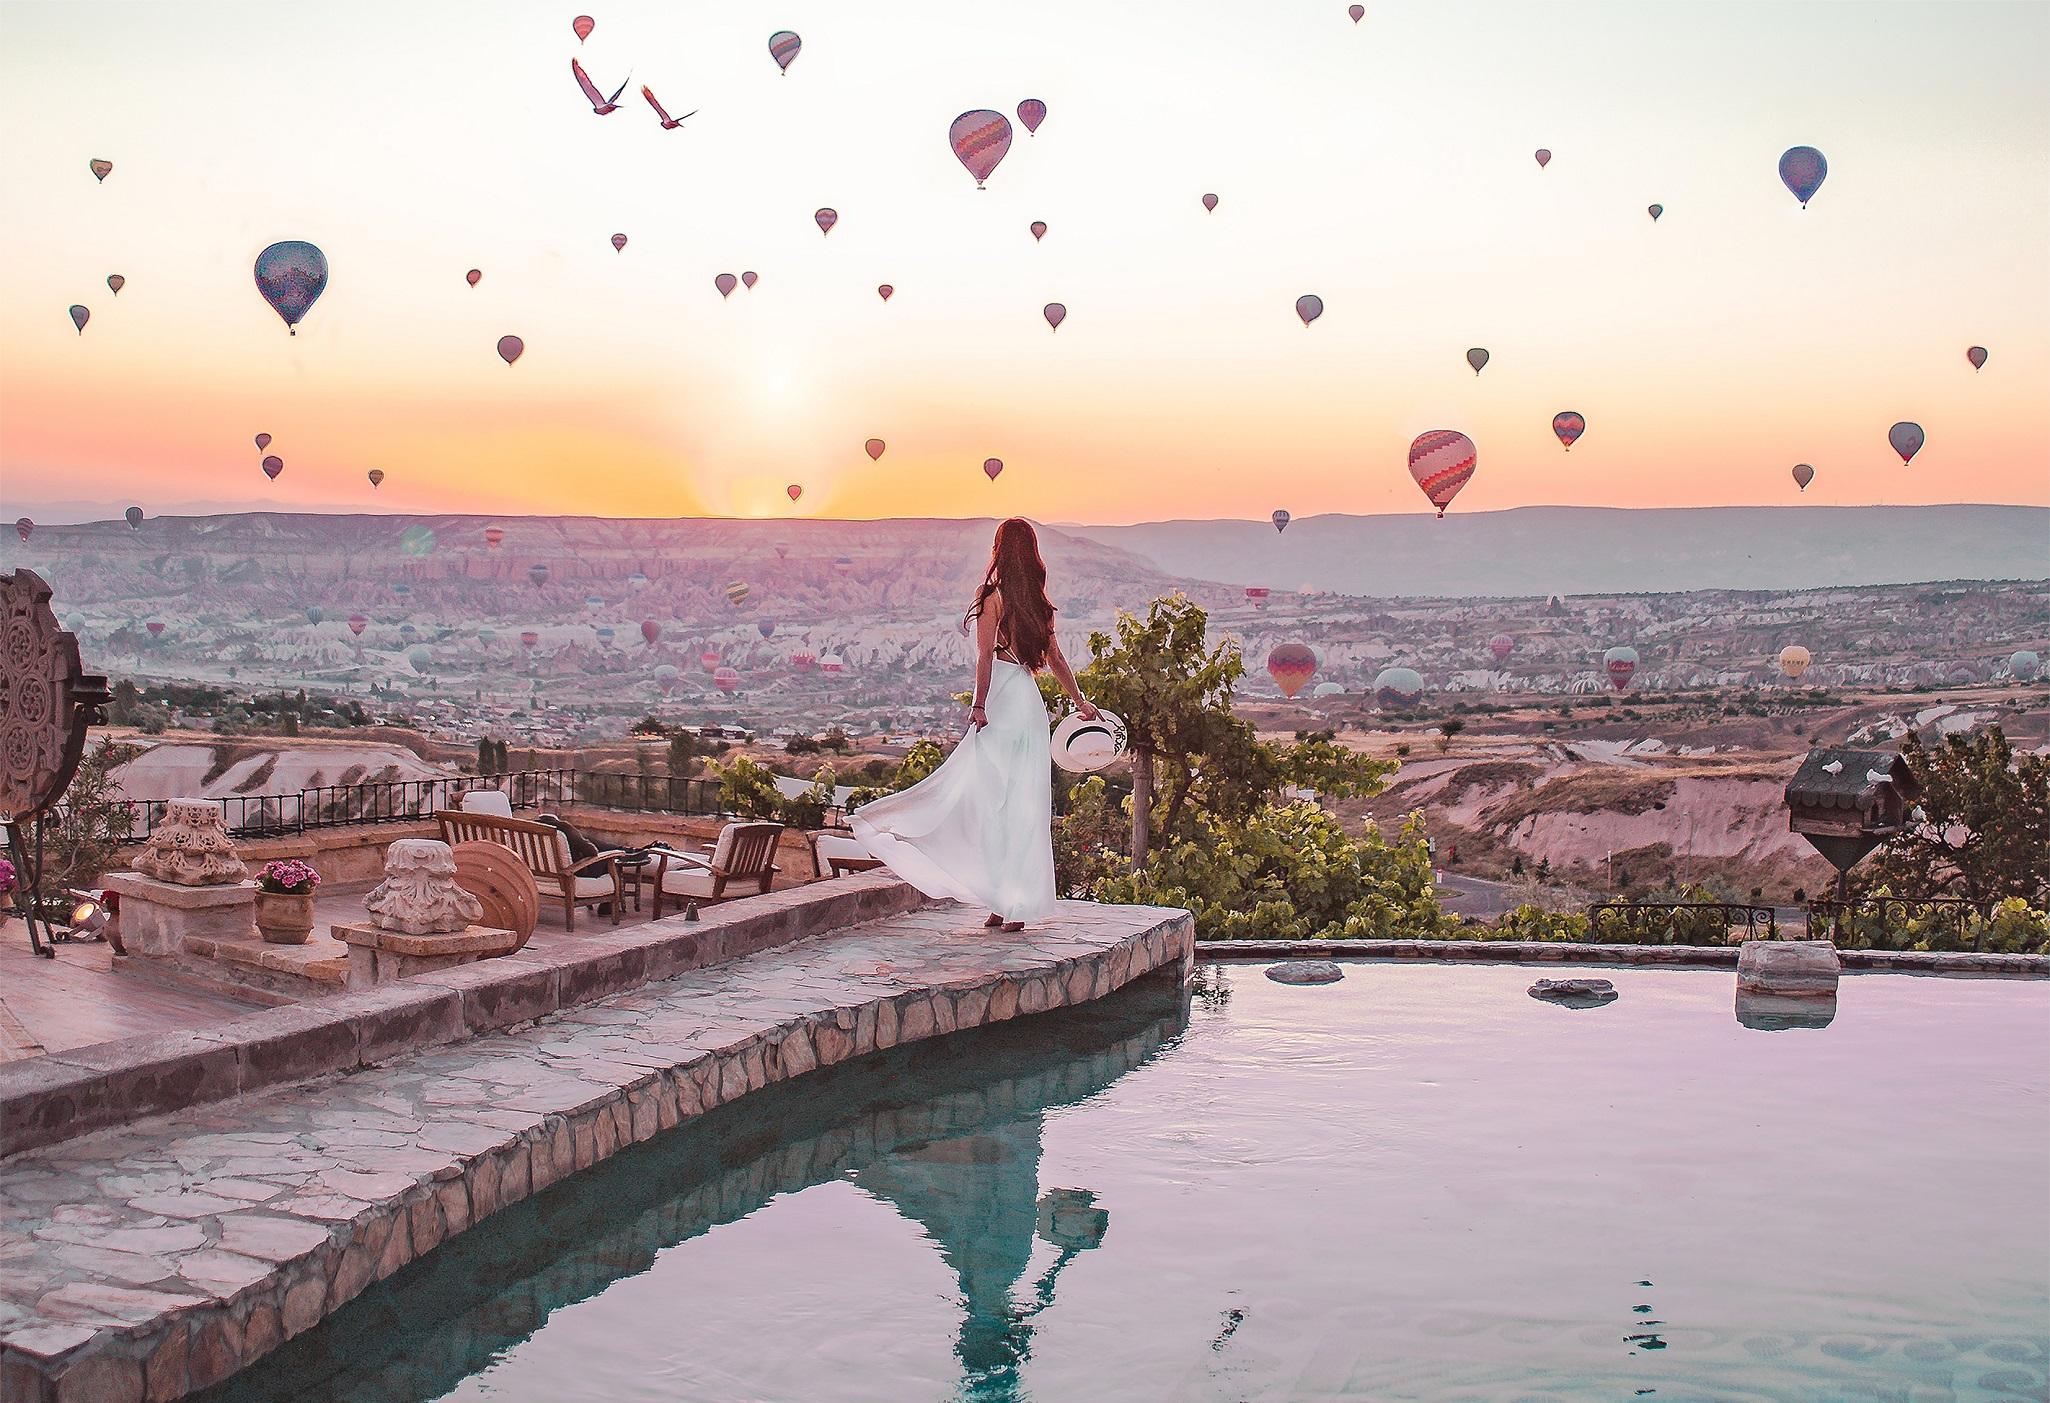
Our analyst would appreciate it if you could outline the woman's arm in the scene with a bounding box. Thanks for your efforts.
[970,597,999,730]
[1045,631,1099,719]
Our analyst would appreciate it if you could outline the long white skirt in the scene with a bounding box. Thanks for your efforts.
[849,659,1055,922]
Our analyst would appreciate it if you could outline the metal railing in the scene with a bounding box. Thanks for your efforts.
[1585,901,1779,945]
[1806,895,2040,951]
[88,768,733,844]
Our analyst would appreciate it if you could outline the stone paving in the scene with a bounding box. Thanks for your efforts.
[0,899,1192,1402]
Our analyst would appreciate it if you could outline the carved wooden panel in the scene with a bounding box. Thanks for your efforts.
[0,569,108,825]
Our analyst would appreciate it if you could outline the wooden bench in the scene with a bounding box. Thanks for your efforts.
[432,810,623,932]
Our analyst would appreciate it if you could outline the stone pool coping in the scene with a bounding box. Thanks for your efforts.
[1196,939,2049,976]
[1,874,928,1160]
[0,898,1194,1402]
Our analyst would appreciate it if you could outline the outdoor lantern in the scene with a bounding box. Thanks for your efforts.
[68,894,110,936]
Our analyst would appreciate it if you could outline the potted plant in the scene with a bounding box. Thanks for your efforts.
[0,856,16,929]
[254,858,321,944]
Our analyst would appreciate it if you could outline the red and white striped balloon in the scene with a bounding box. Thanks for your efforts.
[949,110,1014,188]
[1408,430,1477,517]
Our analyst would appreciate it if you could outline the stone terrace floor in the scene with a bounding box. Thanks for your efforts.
[0,897,1191,1402]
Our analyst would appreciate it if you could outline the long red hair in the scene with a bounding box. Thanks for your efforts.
[966,518,1056,670]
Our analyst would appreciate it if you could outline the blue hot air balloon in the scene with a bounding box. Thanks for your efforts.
[253,240,329,335]
[306,607,324,625]
[758,619,776,639]
[1778,147,1827,208]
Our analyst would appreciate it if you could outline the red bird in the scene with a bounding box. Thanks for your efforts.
[641,85,697,130]
[571,58,630,114]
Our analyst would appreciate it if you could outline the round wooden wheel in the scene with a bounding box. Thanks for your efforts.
[450,840,539,950]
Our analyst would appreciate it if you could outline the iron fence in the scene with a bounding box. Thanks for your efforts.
[1806,894,2041,951]
[1584,901,1779,945]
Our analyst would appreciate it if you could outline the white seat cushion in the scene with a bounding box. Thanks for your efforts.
[813,834,873,863]
[570,872,616,899]
[461,791,514,818]
[658,865,722,899]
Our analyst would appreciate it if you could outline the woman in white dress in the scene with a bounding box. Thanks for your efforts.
[850,519,1099,931]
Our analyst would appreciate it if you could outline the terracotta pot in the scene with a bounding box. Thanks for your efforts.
[255,889,316,945]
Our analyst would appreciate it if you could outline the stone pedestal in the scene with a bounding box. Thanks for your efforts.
[101,871,258,957]
[335,920,522,989]
[1736,939,1840,997]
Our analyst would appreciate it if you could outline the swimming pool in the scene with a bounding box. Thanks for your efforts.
[207,961,2049,1403]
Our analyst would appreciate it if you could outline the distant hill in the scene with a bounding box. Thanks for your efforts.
[1061,505,2050,598]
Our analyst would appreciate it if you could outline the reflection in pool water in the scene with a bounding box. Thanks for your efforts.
[206,964,2049,1403]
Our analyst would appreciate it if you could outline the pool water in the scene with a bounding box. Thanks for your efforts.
[208,963,2050,1403]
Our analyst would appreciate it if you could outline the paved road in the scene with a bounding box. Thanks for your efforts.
[1434,872,1525,920]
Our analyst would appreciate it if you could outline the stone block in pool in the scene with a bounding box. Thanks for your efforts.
[1265,961,1343,985]
[1736,939,1840,997]
[1528,977,1617,1008]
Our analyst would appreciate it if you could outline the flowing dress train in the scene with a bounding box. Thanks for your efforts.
[849,658,1055,922]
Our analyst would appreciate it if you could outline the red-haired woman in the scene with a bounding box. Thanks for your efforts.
[850,518,1098,931]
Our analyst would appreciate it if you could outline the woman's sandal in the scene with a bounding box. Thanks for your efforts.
[984,914,1004,928]
[1000,921,1024,933]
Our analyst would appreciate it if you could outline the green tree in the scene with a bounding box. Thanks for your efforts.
[708,754,784,820]
[667,732,700,778]
[37,739,141,894]
[1869,727,2049,902]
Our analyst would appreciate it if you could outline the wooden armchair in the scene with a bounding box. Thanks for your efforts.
[650,821,784,917]
[432,810,624,931]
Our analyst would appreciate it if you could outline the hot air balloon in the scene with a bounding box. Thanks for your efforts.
[253,240,328,335]
[1489,634,1514,663]
[125,506,143,529]
[787,483,803,501]
[367,469,385,489]
[520,631,539,651]
[1889,422,1924,465]
[1534,148,1551,168]
[1030,221,1047,241]
[1967,346,1988,371]
[1272,509,1290,533]
[758,619,776,639]
[774,542,790,560]
[1778,146,1827,208]
[1244,587,1270,607]
[573,14,594,41]
[610,233,628,252]
[68,305,88,334]
[484,526,504,549]
[392,583,411,597]
[145,621,165,637]
[628,570,649,589]
[814,208,837,235]
[89,159,112,182]
[583,594,604,611]
[1647,204,1663,222]
[497,335,524,365]
[107,274,124,296]
[2011,650,2041,682]
[640,619,660,646]
[261,455,284,481]
[819,653,845,674]
[700,650,721,673]
[769,30,801,73]
[983,458,1003,481]
[596,626,615,646]
[1778,645,1812,680]
[347,614,368,637]
[1202,193,1219,212]
[865,439,885,461]
[654,664,680,694]
[1295,294,1322,327]
[1043,302,1066,331]
[1348,3,1364,20]
[789,650,816,671]
[408,647,433,672]
[1792,463,1814,491]
[1373,666,1424,710]
[833,555,853,575]
[742,271,758,289]
[399,622,418,638]
[1267,643,1318,698]
[1603,645,1639,690]
[1408,430,1477,517]
[726,581,751,608]
[878,284,894,302]
[714,666,741,693]
[1016,99,1047,136]
[254,433,271,450]
[949,110,1013,188]
[714,273,738,299]
[306,607,323,625]
[478,628,497,645]
[1466,347,1489,375]
[14,518,32,543]
[528,563,551,589]
[466,269,482,287]
[1552,412,1585,451]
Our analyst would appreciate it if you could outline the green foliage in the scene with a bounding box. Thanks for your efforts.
[1274,736,1395,802]
[1091,808,1456,941]
[39,739,140,893]
[666,733,699,778]
[1823,887,2049,954]
[1868,727,2049,903]
[776,765,839,830]
[784,733,822,755]
[819,728,853,754]
[1052,775,1128,896]
[709,755,784,820]
[1488,905,1592,942]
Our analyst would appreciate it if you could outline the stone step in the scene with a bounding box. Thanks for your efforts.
[0,895,1192,1401]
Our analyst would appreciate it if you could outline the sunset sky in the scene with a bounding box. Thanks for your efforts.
[1,0,2045,525]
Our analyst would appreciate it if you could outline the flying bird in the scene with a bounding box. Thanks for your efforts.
[641,86,696,130]
[572,58,631,114]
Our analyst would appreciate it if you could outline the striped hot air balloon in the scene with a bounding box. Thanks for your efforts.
[789,650,816,671]
[1017,99,1047,134]
[1244,587,1270,606]
[949,110,1014,188]
[768,30,801,72]
[1552,412,1585,451]
[725,580,750,607]
[1490,634,1514,663]
[700,650,721,673]
[1267,643,1318,698]
[1272,509,1290,533]
[819,653,845,674]
[347,614,367,637]
[1373,667,1424,710]
[483,526,505,548]
[520,631,539,651]
[714,666,741,692]
[814,208,837,235]
[1408,431,1477,517]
